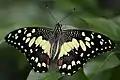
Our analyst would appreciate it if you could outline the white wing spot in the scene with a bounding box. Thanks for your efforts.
[62,64,67,69]
[101,48,103,50]
[62,72,65,75]
[11,41,13,43]
[18,30,21,33]
[27,33,31,37]
[100,41,103,45]
[25,38,30,43]
[97,35,101,38]
[42,62,46,67]
[85,37,90,41]
[22,37,26,41]
[32,29,35,33]
[108,40,112,44]
[35,49,38,51]
[24,49,27,52]
[109,46,111,48]
[71,60,76,66]
[15,36,18,39]
[35,57,38,63]
[80,53,84,57]
[30,49,33,53]
[67,65,71,70]
[8,33,11,38]
[68,73,71,76]
[75,51,78,54]
[91,42,94,45]
[96,48,98,51]
[37,63,41,67]
[91,34,94,39]
[77,60,81,64]
[92,50,94,53]
[85,41,91,48]
[105,47,107,49]
[82,32,85,36]
[21,46,24,48]
[18,43,20,45]
[87,54,90,57]
[31,57,35,60]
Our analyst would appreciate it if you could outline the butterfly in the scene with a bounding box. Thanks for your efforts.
[4,23,115,75]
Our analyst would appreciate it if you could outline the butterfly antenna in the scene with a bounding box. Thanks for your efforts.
[58,8,76,23]
[45,4,58,23]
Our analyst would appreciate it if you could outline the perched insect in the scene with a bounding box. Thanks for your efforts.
[4,6,115,75]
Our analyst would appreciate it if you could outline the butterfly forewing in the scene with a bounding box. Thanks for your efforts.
[5,27,53,73]
[58,30,115,75]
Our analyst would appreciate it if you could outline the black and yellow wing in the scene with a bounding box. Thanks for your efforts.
[5,27,53,73]
[58,29,115,75]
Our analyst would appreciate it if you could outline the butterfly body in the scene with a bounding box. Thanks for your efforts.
[4,23,115,75]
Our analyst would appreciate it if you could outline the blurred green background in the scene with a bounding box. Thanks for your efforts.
[0,0,120,80]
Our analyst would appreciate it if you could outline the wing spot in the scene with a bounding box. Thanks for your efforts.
[32,29,35,33]
[62,64,67,69]
[92,50,94,53]
[21,46,24,48]
[31,57,35,60]
[100,41,103,45]
[79,40,86,51]
[82,32,85,36]
[35,49,38,51]
[42,62,46,67]
[18,43,20,45]
[71,60,76,66]
[22,37,26,41]
[105,47,107,49]
[108,40,112,44]
[18,30,21,33]
[30,49,33,53]
[14,42,16,44]
[101,48,103,50]
[97,35,101,38]
[80,53,84,57]
[62,72,65,75]
[37,63,41,67]
[87,54,90,57]
[24,49,27,52]
[67,65,71,70]
[29,37,36,47]
[96,48,98,51]
[75,51,78,54]
[109,46,111,48]
[85,37,90,41]
[67,73,71,76]
[77,60,81,64]
[15,36,18,39]
[85,41,91,48]
[11,41,13,43]
[91,34,94,39]
[25,38,30,43]
[27,33,31,37]
[91,42,94,45]
[8,33,11,38]
[35,57,38,63]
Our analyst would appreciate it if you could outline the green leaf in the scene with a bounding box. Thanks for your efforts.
[84,52,120,79]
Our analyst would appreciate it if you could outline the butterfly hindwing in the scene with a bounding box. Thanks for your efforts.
[5,27,52,73]
[58,30,115,75]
